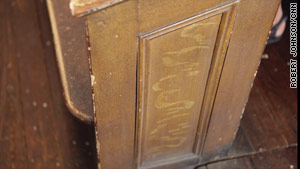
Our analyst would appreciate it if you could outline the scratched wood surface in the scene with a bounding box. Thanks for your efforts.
[207,24,298,168]
[87,1,235,169]
[200,0,281,163]
[137,14,222,167]
[86,0,281,169]
[87,1,138,169]
[70,0,126,17]
[1,0,297,169]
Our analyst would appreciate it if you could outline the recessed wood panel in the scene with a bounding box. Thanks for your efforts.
[138,14,221,163]
[136,3,238,169]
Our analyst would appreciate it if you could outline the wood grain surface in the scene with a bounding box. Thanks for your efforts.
[87,0,281,168]
[201,0,281,162]
[87,1,138,169]
[0,0,297,168]
[137,14,222,166]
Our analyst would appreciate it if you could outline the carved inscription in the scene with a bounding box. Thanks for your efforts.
[138,14,222,168]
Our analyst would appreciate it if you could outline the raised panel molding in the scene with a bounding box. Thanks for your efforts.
[136,2,238,169]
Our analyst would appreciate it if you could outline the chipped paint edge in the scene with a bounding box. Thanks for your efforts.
[70,0,126,17]
[85,18,102,169]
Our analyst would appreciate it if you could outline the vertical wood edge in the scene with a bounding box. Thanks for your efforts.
[87,1,138,168]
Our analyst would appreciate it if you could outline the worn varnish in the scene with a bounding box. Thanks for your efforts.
[201,0,281,162]
[0,0,297,168]
[70,0,127,17]
[136,4,239,167]
[86,0,281,168]
[87,1,138,169]
[137,15,222,166]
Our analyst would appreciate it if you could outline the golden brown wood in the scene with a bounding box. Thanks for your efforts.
[137,14,221,169]
[201,0,281,163]
[135,2,239,166]
[46,0,94,123]
[86,0,280,168]
[2,0,295,168]
[87,1,138,169]
[137,14,221,167]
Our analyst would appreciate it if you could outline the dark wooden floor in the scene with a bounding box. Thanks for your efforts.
[0,0,98,168]
[0,0,297,169]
